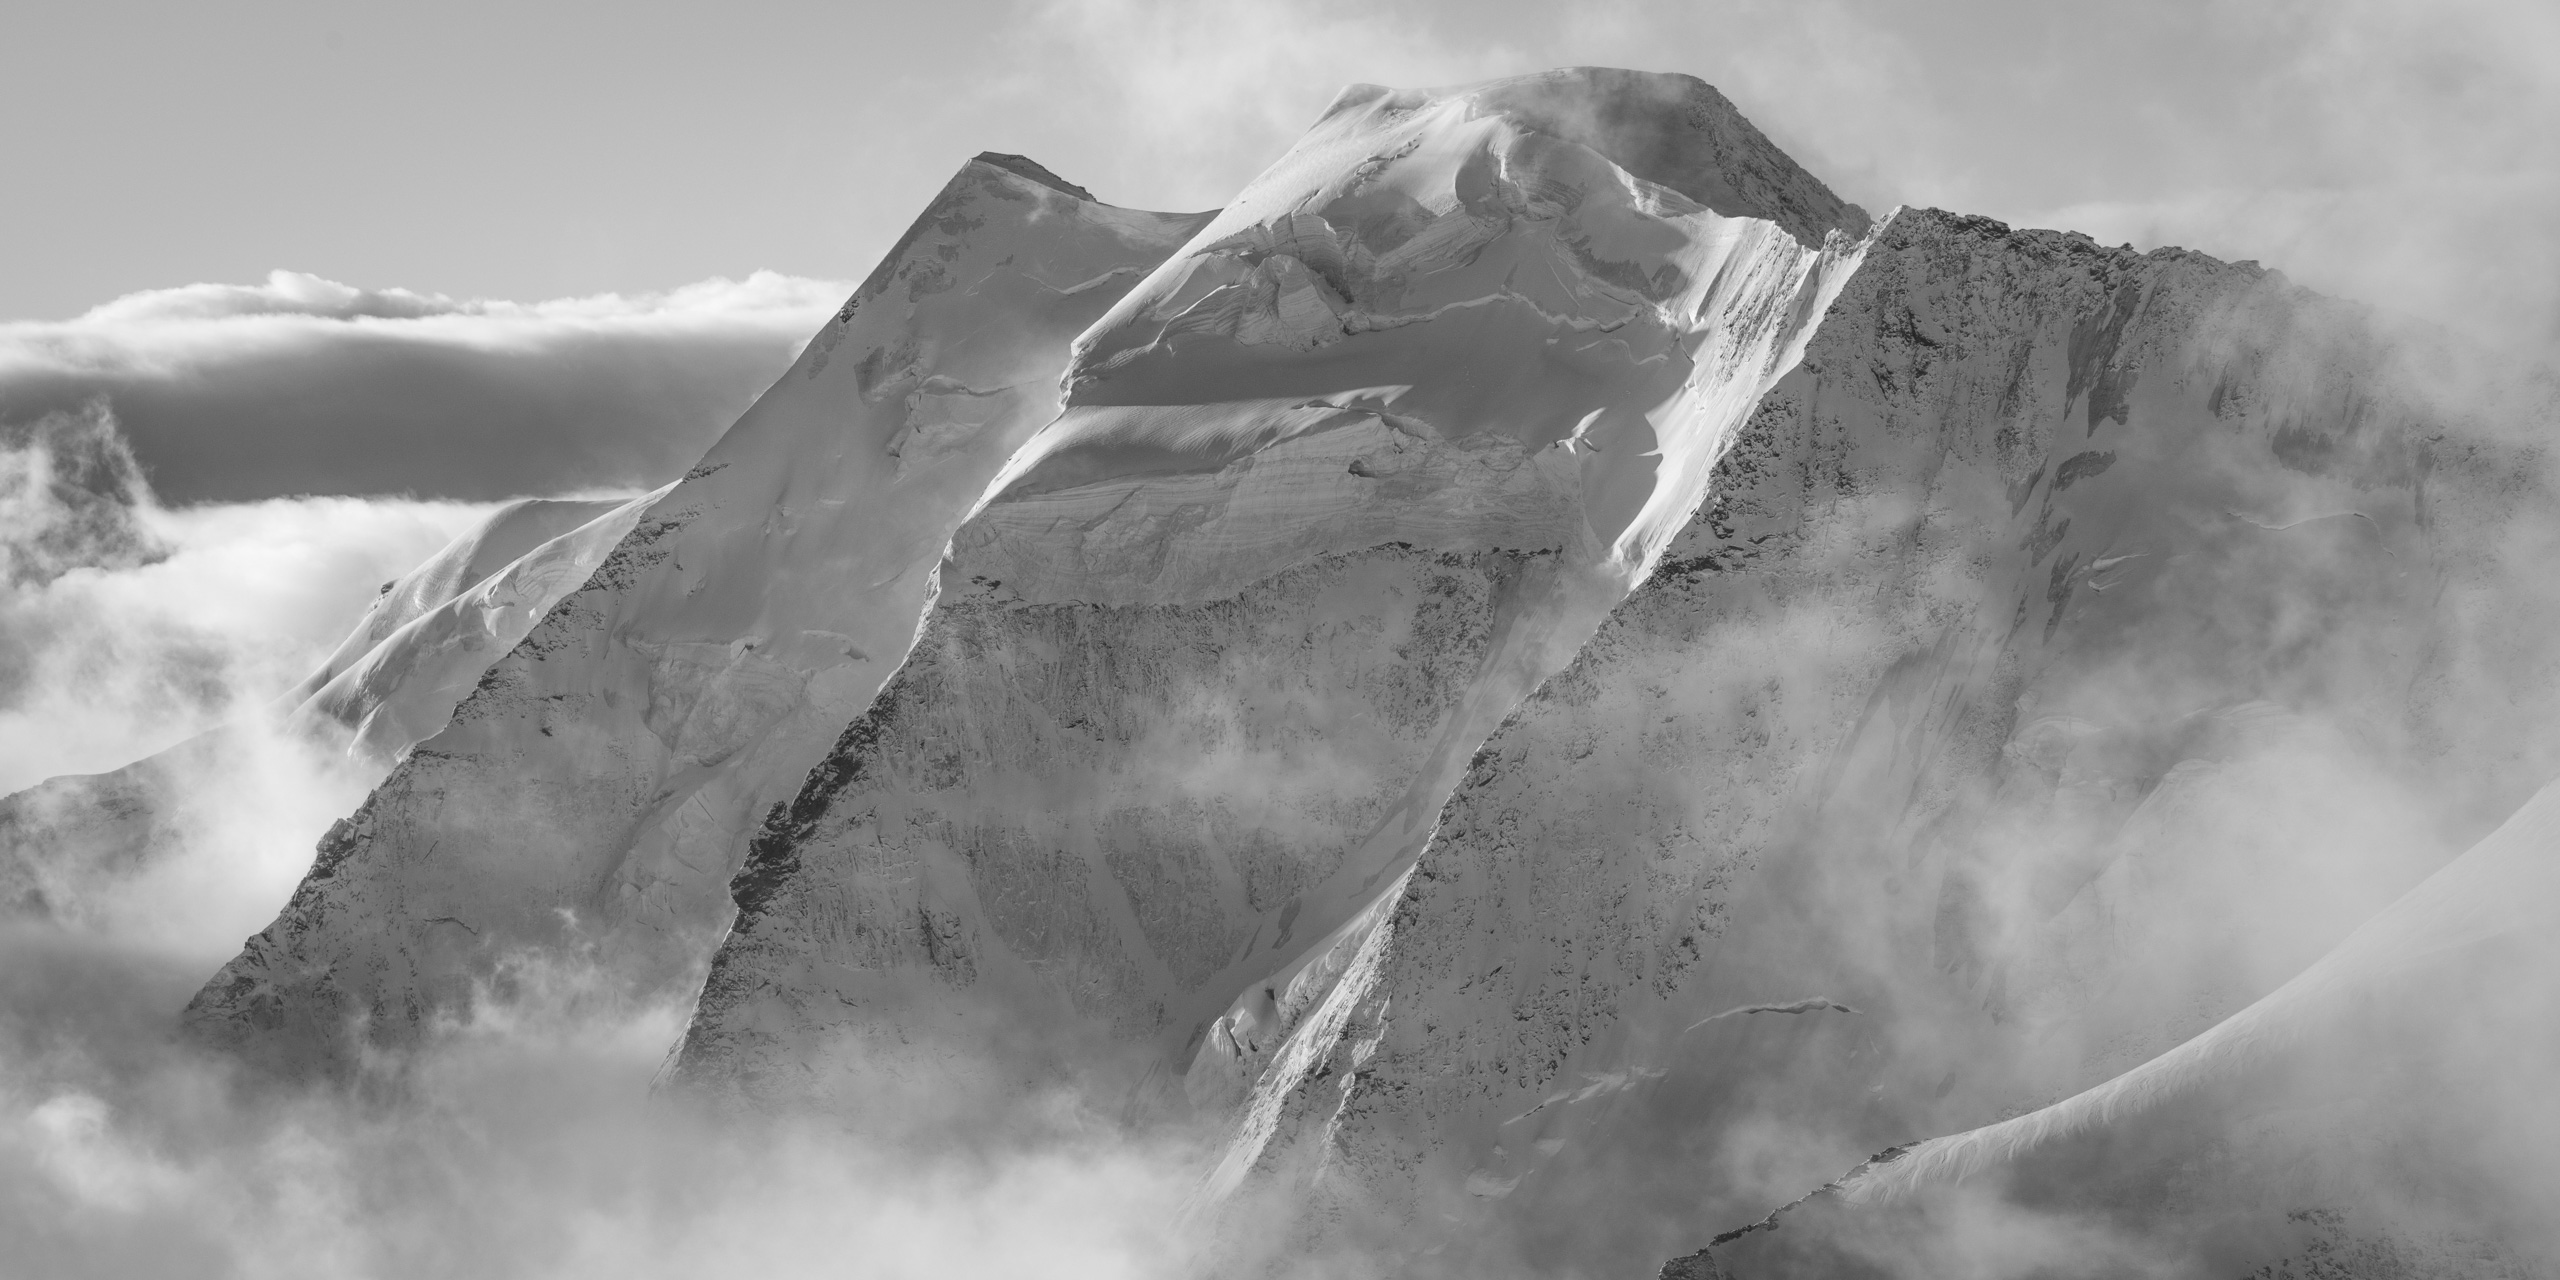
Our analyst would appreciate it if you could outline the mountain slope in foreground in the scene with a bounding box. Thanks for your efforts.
[20,67,2554,1278]
[1686,776,2560,1277]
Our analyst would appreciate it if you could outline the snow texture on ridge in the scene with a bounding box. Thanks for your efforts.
[181,157,1216,1076]
[670,69,1873,1119]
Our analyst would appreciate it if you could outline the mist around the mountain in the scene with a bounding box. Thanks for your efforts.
[1650,338,2560,1275]
[0,408,1267,1280]
[0,405,494,788]
[0,916,1234,1280]
[1714,869,2560,1279]
[1694,696,2560,1274]
[8,357,2560,1280]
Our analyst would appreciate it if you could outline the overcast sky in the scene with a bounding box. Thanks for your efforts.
[10,0,2555,342]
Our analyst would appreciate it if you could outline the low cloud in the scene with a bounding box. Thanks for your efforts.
[0,397,1250,1280]
[0,939,1218,1280]
[0,391,1238,1280]
[0,271,844,502]
[0,404,495,789]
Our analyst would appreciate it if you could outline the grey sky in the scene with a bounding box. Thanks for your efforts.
[10,0,2554,352]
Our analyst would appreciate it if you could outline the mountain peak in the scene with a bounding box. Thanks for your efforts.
[1320,67,1866,248]
[969,151,1095,203]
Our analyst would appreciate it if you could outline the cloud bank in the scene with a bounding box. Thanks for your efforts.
[0,271,844,503]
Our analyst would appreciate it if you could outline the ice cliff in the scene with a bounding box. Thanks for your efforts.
[16,66,2556,1279]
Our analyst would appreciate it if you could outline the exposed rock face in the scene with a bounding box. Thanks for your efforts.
[680,544,1551,1105]
[150,66,2560,1277]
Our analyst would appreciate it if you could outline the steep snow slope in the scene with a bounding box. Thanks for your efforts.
[1199,211,2560,1275]
[185,157,1216,1072]
[1881,774,2560,1194]
[669,69,1872,1107]
[285,493,654,760]
[280,495,636,733]
[1,495,644,926]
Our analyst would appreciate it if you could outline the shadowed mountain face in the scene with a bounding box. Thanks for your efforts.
[19,66,2550,1279]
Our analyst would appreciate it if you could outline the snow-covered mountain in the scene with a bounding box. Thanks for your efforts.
[15,66,2558,1278]
[182,153,1218,1073]
[672,69,1871,1116]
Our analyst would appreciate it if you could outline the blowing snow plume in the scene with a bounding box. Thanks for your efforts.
[15,64,2560,1280]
